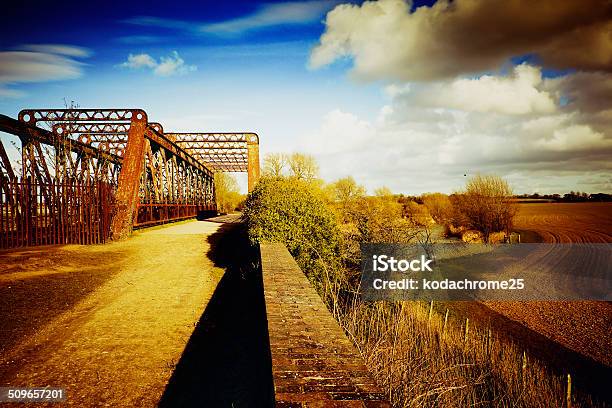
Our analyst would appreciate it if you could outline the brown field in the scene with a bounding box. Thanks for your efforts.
[514,202,612,243]
[426,202,611,404]
[484,202,612,368]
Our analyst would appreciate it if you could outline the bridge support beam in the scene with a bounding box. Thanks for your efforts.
[111,113,148,240]
[247,135,260,192]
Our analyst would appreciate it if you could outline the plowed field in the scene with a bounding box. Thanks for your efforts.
[485,203,612,368]
[514,202,612,243]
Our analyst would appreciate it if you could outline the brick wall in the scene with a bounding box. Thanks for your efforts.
[260,242,389,407]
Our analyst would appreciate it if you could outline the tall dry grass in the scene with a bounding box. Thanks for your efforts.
[330,298,599,408]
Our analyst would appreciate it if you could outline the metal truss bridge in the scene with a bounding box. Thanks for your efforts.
[0,108,260,247]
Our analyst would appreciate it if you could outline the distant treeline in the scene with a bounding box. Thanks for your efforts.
[514,192,612,202]
[397,192,612,203]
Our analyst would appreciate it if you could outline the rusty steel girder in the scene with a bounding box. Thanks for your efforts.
[48,121,215,179]
[19,109,147,124]
[0,113,123,194]
[0,109,220,245]
[50,122,211,175]
[51,126,257,184]
[171,133,259,143]
[168,132,260,190]
[51,122,163,159]
[51,122,163,135]
[0,115,121,164]
[0,108,264,247]
[48,121,218,228]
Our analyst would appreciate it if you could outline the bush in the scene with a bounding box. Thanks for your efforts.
[451,174,517,242]
[401,200,432,227]
[242,176,341,290]
[345,197,421,243]
[422,193,453,224]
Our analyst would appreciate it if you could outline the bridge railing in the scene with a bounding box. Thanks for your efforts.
[0,177,114,249]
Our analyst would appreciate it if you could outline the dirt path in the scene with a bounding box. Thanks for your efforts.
[0,218,234,407]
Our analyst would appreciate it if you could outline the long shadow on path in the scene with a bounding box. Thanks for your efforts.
[158,222,274,407]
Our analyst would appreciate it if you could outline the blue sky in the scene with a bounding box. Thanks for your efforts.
[1,0,610,194]
[0,0,378,190]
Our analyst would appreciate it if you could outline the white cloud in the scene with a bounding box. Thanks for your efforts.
[396,64,557,115]
[534,125,612,152]
[124,1,339,36]
[298,67,612,194]
[304,0,612,193]
[154,52,196,76]
[0,45,90,98]
[118,51,196,76]
[123,16,194,31]
[0,87,25,98]
[310,0,612,81]
[0,52,82,83]
[201,1,337,34]
[21,44,91,58]
[300,109,373,154]
[120,53,157,69]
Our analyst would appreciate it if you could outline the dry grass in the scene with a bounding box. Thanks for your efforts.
[318,202,612,407]
[329,298,600,408]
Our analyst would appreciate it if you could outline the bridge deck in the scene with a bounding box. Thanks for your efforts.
[260,243,389,407]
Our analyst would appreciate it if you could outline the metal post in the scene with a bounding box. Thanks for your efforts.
[247,134,260,192]
[110,112,148,240]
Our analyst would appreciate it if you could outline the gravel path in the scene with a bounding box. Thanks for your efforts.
[0,219,230,407]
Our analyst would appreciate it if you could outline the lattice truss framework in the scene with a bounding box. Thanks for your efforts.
[0,108,261,238]
[168,133,259,172]
[0,109,219,235]
[19,111,214,200]
[1,110,138,187]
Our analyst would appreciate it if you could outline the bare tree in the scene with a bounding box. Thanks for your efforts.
[422,193,452,224]
[288,152,318,181]
[452,174,517,242]
[262,153,287,177]
[332,176,365,203]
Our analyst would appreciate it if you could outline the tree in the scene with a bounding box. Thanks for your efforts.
[452,174,517,242]
[262,153,287,177]
[374,186,393,198]
[331,176,366,203]
[214,172,243,214]
[288,152,318,181]
[422,193,452,224]
[402,200,431,227]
